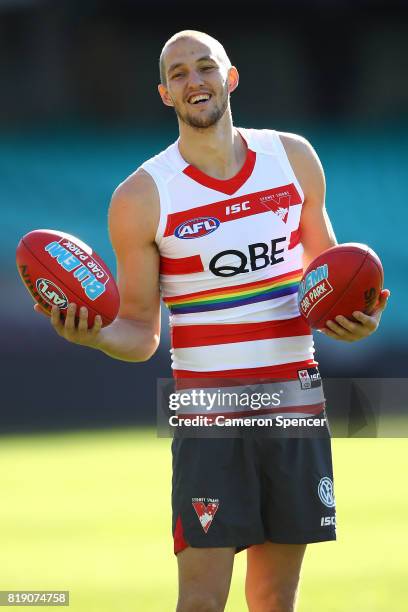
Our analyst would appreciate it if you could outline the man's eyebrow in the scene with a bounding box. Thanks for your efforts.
[196,55,217,63]
[167,62,184,74]
[167,56,217,74]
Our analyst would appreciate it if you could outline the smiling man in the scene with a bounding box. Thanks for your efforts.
[38,30,389,612]
[159,33,232,129]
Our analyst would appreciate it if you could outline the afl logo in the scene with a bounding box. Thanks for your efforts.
[318,477,335,508]
[175,216,220,239]
[36,278,68,308]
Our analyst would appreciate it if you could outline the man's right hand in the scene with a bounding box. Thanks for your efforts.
[32,167,161,363]
[34,302,103,349]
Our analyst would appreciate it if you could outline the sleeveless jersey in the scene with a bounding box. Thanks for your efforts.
[141,128,323,417]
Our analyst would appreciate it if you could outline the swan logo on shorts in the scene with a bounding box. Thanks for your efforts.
[318,477,335,508]
[175,216,220,239]
[192,497,219,533]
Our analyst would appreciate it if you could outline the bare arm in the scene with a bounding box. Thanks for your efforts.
[97,169,161,361]
[279,132,337,270]
[280,131,389,341]
[36,169,162,362]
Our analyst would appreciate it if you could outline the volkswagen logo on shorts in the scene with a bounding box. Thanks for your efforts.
[175,216,220,239]
[36,278,68,308]
[318,477,335,508]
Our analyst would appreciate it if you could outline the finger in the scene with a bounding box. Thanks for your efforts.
[51,305,64,332]
[77,307,89,333]
[352,311,377,331]
[320,327,341,341]
[91,314,103,334]
[34,303,49,318]
[64,303,77,331]
[334,315,359,334]
[326,323,358,341]
[325,319,348,336]
[373,290,390,313]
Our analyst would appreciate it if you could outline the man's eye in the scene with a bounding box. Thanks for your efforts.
[171,73,183,79]
[201,66,214,71]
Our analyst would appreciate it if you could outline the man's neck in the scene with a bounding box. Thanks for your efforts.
[177,114,247,180]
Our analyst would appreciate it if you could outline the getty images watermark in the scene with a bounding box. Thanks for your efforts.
[167,388,327,429]
[157,378,408,438]
[157,377,330,438]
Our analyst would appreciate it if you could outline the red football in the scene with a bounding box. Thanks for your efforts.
[298,243,384,330]
[16,229,120,327]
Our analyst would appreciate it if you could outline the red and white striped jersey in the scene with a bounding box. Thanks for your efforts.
[141,128,318,394]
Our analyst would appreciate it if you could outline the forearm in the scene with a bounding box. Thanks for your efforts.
[301,209,337,270]
[96,317,160,362]
[302,236,337,271]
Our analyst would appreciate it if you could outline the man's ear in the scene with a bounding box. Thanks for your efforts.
[158,83,174,107]
[227,66,239,94]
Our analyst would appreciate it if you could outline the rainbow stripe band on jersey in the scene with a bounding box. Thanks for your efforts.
[164,269,303,314]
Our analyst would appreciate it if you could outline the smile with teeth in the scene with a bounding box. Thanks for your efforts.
[188,93,211,105]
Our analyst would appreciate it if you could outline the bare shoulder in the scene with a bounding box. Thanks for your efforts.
[277,131,325,200]
[109,168,160,246]
[277,131,322,167]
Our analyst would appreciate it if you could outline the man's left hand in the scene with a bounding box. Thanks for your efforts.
[320,289,390,342]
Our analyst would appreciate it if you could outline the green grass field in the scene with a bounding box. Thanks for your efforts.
[0,428,407,611]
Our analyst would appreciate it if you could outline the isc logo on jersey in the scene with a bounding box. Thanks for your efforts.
[175,216,220,239]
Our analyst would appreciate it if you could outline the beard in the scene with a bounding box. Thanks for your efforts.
[174,84,230,129]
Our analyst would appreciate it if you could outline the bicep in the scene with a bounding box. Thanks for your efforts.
[292,137,337,267]
[108,180,161,335]
[115,240,161,331]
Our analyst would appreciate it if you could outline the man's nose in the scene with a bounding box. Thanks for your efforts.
[188,70,205,86]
